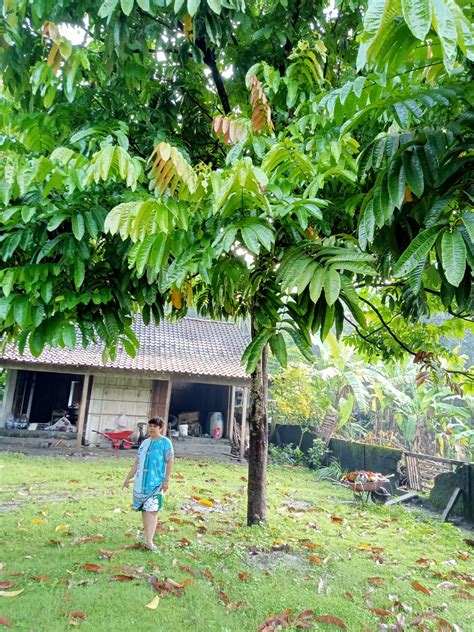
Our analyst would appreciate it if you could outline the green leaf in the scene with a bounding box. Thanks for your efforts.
[393,224,442,276]
[71,214,85,240]
[13,296,29,327]
[241,329,272,373]
[29,329,45,357]
[441,228,467,287]
[136,0,150,9]
[98,0,119,18]
[388,159,405,209]
[74,259,85,290]
[62,323,77,349]
[461,212,474,244]
[320,302,335,341]
[297,260,318,294]
[121,0,134,15]
[187,0,201,16]
[174,0,185,11]
[431,0,457,72]
[207,0,221,14]
[402,0,432,40]
[309,266,325,303]
[358,200,375,250]
[403,150,424,198]
[324,268,341,306]
[122,337,137,357]
[269,332,288,368]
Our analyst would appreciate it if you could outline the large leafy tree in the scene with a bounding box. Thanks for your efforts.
[0,0,472,524]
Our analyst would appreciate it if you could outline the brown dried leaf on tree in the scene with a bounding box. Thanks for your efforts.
[248,75,274,133]
[147,142,197,197]
[211,115,247,145]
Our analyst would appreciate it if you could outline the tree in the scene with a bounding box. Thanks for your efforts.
[0,0,472,525]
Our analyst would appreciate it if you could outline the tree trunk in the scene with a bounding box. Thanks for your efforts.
[247,339,269,526]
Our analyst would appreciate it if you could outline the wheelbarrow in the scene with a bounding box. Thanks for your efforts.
[340,472,393,504]
[92,429,134,450]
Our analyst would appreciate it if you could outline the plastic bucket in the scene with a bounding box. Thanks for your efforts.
[178,423,188,437]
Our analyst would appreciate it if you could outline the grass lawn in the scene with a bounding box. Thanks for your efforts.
[0,453,472,631]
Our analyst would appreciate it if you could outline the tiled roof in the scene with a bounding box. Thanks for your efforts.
[0,316,250,382]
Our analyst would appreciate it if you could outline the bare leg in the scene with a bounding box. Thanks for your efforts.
[142,511,158,547]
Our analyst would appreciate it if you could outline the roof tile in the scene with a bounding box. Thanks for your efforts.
[1,316,250,381]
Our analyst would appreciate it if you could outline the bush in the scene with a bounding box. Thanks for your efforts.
[269,439,329,470]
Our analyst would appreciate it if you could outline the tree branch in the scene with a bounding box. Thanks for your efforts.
[196,39,231,114]
[358,296,416,355]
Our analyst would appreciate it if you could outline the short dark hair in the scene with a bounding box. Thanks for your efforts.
[148,417,164,428]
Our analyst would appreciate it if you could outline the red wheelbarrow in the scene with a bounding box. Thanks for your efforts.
[92,429,134,450]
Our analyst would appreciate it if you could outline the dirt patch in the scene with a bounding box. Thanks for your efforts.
[247,549,308,571]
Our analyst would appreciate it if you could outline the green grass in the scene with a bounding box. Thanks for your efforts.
[0,453,472,631]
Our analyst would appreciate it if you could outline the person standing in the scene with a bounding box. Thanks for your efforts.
[123,417,174,551]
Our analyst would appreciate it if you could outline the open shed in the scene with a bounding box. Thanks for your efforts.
[0,316,250,451]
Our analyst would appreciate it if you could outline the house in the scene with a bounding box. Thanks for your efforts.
[0,316,250,453]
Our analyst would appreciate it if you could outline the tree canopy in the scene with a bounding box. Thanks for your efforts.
[0,0,473,522]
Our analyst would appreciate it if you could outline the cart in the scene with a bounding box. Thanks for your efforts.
[342,474,393,504]
[92,429,134,450]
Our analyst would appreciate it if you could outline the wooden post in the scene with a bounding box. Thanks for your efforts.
[227,385,235,441]
[240,386,248,459]
[441,487,463,522]
[76,374,90,448]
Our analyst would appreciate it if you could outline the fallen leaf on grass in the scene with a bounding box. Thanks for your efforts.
[49,539,64,548]
[308,555,323,565]
[110,575,137,582]
[149,577,184,597]
[0,590,24,598]
[112,565,145,574]
[68,611,86,626]
[300,541,321,551]
[145,596,160,610]
[314,615,347,629]
[31,518,47,524]
[411,581,431,596]
[98,549,115,559]
[437,582,457,590]
[330,515,344,523]
[342,592,354,601]
[457,551,470,561]
[416,558,434,565]
[0,615,12,628]
[226,600,247,611]
[191,496,214,507]
[368,577,385,586]
[238,572,251,581]
[293,610,315,629]
[368,608,392,617]
[55,524,71,533]
[453,589,474,600]
[0,584,14,590]
[31,576,49,582]
[257,609,292,631]
[178,538,191,547]
[74,535,104,545]
[81,564,105,573]
[69,480,80,484]
[218,590,230,605]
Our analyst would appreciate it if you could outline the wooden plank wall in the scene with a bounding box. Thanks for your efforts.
[149,380,172,433]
